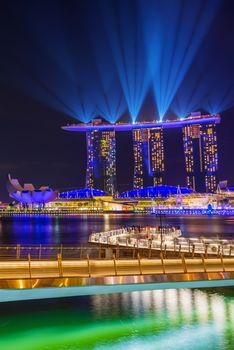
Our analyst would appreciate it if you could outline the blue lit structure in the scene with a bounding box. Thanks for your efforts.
[85,122,116,194]
[62,114,220,194]
[151,208,234,216]
[182,115,219,193]
[228,187,234,191]
[132,128,144,188]
[120,185,194,198]
[58,188,106,199]
[7,174,57,207]
[132,127,164,189]
[62,114,220,132]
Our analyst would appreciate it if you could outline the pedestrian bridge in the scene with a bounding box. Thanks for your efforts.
[0,244,234,302]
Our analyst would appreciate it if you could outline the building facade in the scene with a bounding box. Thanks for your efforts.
[149,128,165,186]
[132,127,164,189]
[62,113,220,194]
[86,129,116,194]
[132,129,144,189]
[182,122,218,193]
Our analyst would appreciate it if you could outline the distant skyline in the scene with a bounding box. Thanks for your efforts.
[0,0,234,201]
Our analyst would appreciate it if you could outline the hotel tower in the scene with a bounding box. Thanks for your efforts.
[86,128,116,194]
[132,127,164,189]
[62,113,220,194]
[182,122,218,192]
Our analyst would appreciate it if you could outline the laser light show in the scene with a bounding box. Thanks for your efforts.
[3,0,233,125]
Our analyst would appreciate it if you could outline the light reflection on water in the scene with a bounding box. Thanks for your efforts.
[90,288,234,350]
[0,214,233,244]
[0,214,233,349]
[91,288,223,324]
[0,288,234,349]
[94,324,221,350]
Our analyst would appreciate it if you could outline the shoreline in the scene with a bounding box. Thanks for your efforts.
[0,209,234,217]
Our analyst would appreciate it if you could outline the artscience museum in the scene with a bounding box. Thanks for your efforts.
[7,174,57,207]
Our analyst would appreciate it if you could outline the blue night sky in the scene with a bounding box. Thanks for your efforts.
[0,0,234,200]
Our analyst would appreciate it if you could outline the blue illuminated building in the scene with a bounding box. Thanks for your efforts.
[86,123,116,194]
[182,114,219,192]
[120,185,194,198]
[59,188,106,199]
[62,114,220,132]
[62,114,220,194]
[132,127,164,189]
[132,128,143,188]
[7,174,57,207]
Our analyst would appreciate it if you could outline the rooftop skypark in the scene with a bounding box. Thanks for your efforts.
[62,113,221,132]
[62,113,220,194]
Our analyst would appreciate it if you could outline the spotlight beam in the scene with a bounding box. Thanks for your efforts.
[10,53,79,118]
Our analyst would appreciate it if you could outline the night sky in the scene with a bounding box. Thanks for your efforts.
[0,0,234,202]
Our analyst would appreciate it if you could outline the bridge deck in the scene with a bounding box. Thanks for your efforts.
[89,228,234,256]
[0,256,234,280]
[0,244,233,302]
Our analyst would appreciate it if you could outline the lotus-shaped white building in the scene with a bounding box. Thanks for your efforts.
[7,174,57,206]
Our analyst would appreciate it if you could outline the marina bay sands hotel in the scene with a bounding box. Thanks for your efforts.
[62,113,220,194]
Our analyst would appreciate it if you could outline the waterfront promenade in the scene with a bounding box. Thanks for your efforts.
[0,243,234,301]
[0,251,234,279]
[1,207,234,216]
[0,244,233,281]
[89,227,234,257]
[151,207,234,216]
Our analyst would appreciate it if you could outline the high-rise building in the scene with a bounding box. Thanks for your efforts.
[132,127,164,189]
[182,122,218,193]
[86,128,116,194]
[201,123,218,192]
[62,113,220,194]
[149,128,165,186]
[132,129,144,189]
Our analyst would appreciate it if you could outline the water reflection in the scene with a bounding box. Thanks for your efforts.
[0,214,234,244]
[0,288,234,349]
[91,288,234,349]
[91,288,233,331]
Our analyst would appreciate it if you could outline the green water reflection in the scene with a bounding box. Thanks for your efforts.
[0,288,234,349]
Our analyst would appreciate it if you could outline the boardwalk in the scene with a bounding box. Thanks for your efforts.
[0,244,234,302]
[1,256,234,279]
[0,244,234,279]
[89,227,234,257]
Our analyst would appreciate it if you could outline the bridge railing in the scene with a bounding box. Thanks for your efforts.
[0,241,233,262]
[0,244,153,260]
[0,245,103,260]
[0,250,234,281]
[89,229,234,257]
